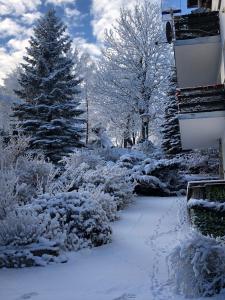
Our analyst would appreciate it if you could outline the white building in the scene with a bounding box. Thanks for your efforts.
[163,0,225,177]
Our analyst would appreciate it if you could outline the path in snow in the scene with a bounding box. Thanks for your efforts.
[1,196,225,300]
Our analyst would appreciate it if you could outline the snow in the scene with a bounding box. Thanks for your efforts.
[188,198,225,211]
[1,196,225,300]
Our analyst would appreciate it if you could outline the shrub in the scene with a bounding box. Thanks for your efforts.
[51,162,90,194]
[0,169,18,220]
[0,134,30,168]
[96,147,128,162]
[61,149,104,170]
[168,231,225,297]
[83,163,134,210]
[15,155,57,203]
[56,157,134,211]
[33,191,112,251]
[132,140,156,155]
[132,158,186,196]
[0,208,43,246]
[79,184,118,222]
[188,198,225,237]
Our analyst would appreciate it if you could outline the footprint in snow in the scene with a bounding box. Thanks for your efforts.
[113,293,136,300]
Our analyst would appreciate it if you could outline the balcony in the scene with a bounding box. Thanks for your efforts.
[177,85,225,114]
[174,11,220,40]
[177,85,225,150]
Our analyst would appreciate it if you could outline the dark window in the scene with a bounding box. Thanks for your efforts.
[200,0,212,8]
[187,0,198,8]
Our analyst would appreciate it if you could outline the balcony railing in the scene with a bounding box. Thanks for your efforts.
[174,11,220,40]
[177,85,225,114]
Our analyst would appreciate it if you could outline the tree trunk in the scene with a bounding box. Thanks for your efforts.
[123,115,133,148]
[141,120,149,141]
[85,86,89,145]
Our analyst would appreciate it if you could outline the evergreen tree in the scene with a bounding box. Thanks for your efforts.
[161,70,182,155]
[13,9,84,162]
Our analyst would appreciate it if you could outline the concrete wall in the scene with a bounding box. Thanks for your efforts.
[219,3,225,84]
[174,36,222,88]
[212,0,220,10]
[178,111,225,149]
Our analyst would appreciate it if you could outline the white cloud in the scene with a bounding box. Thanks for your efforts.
[0,0,41,16]
[65,7,80,18]
[73,37,101,58]
[0,19,25,37]
[46,0,75,5]
[7,38,29,51]
[21,12,42,24]
[0,46,25,85]
[91,0,144,42]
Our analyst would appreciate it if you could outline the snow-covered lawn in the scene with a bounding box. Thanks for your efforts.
[1,196,225,300]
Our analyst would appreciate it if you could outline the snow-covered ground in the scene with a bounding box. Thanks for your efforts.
[1,196,225,300]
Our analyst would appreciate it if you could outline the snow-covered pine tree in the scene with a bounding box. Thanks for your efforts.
[161,69,182,155]
[13,9,84,162]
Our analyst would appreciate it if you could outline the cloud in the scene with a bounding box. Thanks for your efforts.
[21,12,42,24]
[0,0,41,16]
[0,0,42,84]
[65,7,81,18]
[7,38,29,51]
[64,7,86,27]
[0,19,25,38]
[91,0,144,42]
[73,37,101,58]
[46,0,75,5]
[0,46,25,85]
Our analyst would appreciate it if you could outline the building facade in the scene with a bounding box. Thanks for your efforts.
[163,0,225,177]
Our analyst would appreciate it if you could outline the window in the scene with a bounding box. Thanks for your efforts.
[187,0,198,8]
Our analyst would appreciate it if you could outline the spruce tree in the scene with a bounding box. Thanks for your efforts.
[13,9,84,162]
[161,70,182,155]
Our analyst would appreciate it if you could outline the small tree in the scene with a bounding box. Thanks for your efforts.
[13,9,84,162]
[161,69,182,155]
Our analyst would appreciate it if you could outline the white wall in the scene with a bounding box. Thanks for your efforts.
[219,3,225,83]
[174,36,222,88]
[179,111,225,149]
[212,0,220,10]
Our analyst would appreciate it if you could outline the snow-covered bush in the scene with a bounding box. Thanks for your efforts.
[132,141,157,156]
[83,163,134,210]
[177,150,220,176]
[134,174,170,196]
[0,134,29,168]
[61,149,104,170]
[96,147,128,162]
[79,184,117,222]
[118,151,146,169]
[188,198,225,237]
[15,155,56,203]
[169,231,225,297]
[132,158,186,196]
[55,154,134,211]
[52,150,105,194]
[51,162,90,194]
[34,191,112,251]
[0,169,18,220]
[0,208,43,246]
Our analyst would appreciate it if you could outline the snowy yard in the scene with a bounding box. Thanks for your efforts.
[1,196,225,300]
